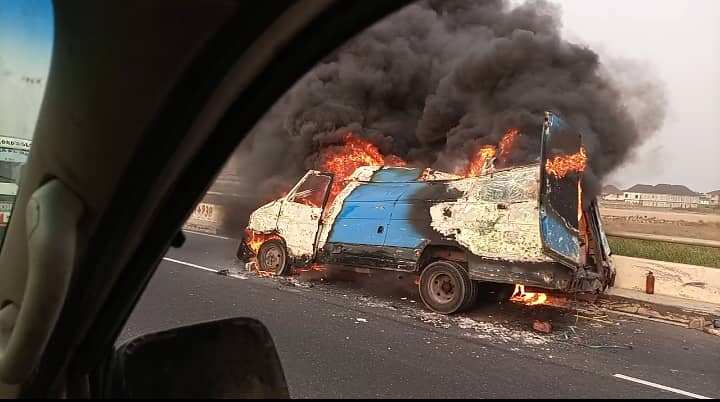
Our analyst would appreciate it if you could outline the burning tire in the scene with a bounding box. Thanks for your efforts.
[418,261,477,314]
[257,240,290,276]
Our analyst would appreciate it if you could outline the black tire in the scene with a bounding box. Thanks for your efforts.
[257,240,290,276]
[418,260,477,314]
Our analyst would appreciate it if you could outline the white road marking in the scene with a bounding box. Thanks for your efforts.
[613,374,711,399]
[183,230,234,241]
[163,257,219,273]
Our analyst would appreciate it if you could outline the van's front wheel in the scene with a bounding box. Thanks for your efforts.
[419,261,476,314]
[258,240,290,276]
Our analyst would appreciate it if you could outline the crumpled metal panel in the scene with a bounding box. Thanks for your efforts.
[247,200,282,232]
[540,208,580,261]
[429,165,554,262]
[276,201,323,258]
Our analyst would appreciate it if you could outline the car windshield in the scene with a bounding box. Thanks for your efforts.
[125,0,719,399]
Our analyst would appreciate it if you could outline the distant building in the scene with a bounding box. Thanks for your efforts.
[620,184,701,209]
[601,185,624,201]
[704,190,720,206]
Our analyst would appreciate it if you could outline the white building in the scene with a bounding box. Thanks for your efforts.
[621,184,701,209]
[704,190,720,206]
[601,185,623,201]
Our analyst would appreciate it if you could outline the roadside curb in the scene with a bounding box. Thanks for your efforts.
[595,293,720,337]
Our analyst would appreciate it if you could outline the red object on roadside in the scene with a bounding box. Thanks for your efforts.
[645,271,655,294]
[532,320,553,334]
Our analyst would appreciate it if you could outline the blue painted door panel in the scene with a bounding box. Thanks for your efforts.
[385,182,434,249]
[328,181,400,245]
[343,183,407,202]
[384,222,426,248]
[540,211,579,261]
[335,201,392,220]
[328,217,388,246]
[388,201,429,220]
[539,111,582,265]
[370,167,422,182]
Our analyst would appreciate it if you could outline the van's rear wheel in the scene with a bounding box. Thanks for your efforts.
[419,261,476,314]
[258,240,289,276]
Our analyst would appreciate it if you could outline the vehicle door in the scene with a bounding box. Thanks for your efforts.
[588,199,615,285]
[276,171,332,259]
[539,111,585,267]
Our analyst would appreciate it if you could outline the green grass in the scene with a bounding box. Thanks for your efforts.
[608,237,720,268]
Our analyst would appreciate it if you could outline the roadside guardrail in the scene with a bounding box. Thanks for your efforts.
[606,231,720,249]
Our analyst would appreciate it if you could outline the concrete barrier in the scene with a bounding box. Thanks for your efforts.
[184,201,225,234]
[612,255,720,305]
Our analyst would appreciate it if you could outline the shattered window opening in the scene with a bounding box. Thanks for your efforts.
[288,173,332,209]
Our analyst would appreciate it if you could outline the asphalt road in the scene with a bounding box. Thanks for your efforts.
[122,231,720,399]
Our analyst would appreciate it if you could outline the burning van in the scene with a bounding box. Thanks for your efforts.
[237,112,615,314]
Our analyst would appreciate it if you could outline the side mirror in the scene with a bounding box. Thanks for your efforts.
[107,318,289,398]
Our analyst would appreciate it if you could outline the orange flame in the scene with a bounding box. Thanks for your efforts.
[498,128,520,162]
[295,264,328,274]
[460,128,521,177]
[252,264,276,278]
[315,128,523,206]
[578,180,583,223]
[319,133,406,206]
[245,229,282,254]
[464,145,497,177]
[545,146,587,178]
[511,284,548,306]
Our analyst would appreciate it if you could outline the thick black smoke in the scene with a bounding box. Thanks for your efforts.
[223,0,666,234]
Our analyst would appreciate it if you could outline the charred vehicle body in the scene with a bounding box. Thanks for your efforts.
[237,112,615,314]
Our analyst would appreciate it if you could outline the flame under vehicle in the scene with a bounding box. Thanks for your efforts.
[237,112,615,314]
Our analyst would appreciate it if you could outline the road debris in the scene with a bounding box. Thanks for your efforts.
[703,327,720,337]
[356,318,368,323]
[455,317,548,345]
[687,317,707,330]
[245,261,257,272]
[532,320,553,334]
[574,315,614,325]
[577,344,633,350]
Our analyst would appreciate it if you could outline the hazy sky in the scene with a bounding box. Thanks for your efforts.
[552,0,720,192]
[0,0,53,140]
[0,1,718,192]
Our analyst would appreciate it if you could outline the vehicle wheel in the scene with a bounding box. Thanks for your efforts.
[419,260,477,314]
[258,240,289,276]
[476,282,515,303]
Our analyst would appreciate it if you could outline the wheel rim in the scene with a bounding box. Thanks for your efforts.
[262,244,285,273]
[427,271,458,305]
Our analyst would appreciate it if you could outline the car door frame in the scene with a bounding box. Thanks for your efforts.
[275,170,333,262]
[8,1,411,397]
[538,111,584,268]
